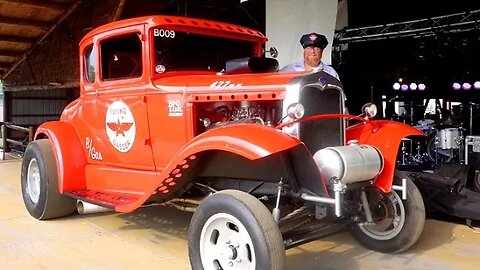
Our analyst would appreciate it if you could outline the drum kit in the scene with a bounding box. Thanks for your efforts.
[427,125,463,164]
[398,120,464,169]
[392,101,480,169]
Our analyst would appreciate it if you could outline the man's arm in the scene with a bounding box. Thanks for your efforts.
[279,61,303,72]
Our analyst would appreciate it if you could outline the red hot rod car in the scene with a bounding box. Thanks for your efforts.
[21,16,426,270]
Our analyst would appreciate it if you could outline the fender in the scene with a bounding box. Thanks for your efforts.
[180,123,302,160]
[117,124,302,212]
[346,120,425,193]
[35,121,87,192]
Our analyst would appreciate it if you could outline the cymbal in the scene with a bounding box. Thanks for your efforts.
[417,119,435,125]
[392,114,412,118]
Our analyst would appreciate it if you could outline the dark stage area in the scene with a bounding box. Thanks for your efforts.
[335,1,480,134]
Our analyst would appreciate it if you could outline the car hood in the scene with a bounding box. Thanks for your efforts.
[152,71,304,94]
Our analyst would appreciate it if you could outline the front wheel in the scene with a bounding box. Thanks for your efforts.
[188,190,285,270]
[351,176,425,253]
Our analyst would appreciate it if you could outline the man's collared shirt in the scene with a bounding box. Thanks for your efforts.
[280,61,340,80]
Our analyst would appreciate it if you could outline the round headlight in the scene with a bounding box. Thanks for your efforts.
[362,103,377,118]
[286,103,305,120]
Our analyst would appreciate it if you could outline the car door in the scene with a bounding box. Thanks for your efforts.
[91,26,155,170]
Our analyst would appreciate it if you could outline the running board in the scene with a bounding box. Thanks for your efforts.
[64,190,141,210]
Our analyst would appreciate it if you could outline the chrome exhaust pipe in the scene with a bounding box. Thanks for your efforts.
[77,201,112,215]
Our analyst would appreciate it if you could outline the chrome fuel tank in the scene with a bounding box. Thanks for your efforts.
[313,145,383,184]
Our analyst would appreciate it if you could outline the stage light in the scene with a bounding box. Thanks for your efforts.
[452,82,461,90]
[409,83,417,90]
[401,84,408,91]
[474,81,480,89]
[418,83,426,91]
[393,82,401,90]
[462,82,472,90]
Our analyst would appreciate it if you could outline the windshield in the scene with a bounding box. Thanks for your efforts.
[152,28,257,73]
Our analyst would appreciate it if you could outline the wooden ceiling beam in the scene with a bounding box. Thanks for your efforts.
[0,15,50,29]
[0,50,24,57]
[0,0,66,11]
[0,34,36,43]
[2,81,79,91]
[111,0,128,22]
[1,0,82,80]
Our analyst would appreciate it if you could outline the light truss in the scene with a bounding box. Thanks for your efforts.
[335,9,480,44]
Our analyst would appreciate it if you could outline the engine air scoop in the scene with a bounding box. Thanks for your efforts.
[225,57,279,74]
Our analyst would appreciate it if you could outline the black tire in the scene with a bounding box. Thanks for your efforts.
[188,190,285,270]
[351,176,425,253]
[21,139,77,220]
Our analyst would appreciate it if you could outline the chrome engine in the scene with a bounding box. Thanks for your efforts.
[196,100,280,132]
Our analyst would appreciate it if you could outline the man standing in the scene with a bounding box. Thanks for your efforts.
[280,32,340,80]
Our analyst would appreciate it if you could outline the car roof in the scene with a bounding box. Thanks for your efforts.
[80,15,267,45]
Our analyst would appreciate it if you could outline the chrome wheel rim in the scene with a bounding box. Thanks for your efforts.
[200,213,256,270]
[26,158,41,204]
[359,190,405,240]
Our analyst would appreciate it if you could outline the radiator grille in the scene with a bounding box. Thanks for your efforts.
[299,85,345,153]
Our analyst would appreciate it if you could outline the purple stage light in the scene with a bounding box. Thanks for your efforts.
[418,83,426,91]
[474,81,480,89]
[462,82,472,90]
[452,82,461,90]
[401,84,409,91]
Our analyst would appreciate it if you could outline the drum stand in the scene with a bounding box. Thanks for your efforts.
[468,102,480,136]
[464,136,480,165]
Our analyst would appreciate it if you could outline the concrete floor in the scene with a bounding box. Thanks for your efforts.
[1,160,480,270]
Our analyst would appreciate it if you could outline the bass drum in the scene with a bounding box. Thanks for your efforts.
[427,136,454,163]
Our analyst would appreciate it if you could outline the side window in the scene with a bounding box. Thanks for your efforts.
[100,33,142,80]
[84,44,96,83]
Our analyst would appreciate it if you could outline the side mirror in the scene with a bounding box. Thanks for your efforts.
[265,47,278,58]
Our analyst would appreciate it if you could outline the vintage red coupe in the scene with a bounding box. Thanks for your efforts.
[21,16,425,269]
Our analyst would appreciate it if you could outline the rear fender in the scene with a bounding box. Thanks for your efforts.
[118,124,303,212]
[35,121,87,192]
[346,120,425,193]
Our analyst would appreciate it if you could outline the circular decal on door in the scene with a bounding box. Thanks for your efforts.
[105,101,136,152]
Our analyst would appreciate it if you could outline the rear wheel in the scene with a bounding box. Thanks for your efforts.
[351,176,425,253]
[188,190,285,270]
[21,139,77,220]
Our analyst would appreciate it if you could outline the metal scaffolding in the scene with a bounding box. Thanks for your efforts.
[334,9,480,45]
